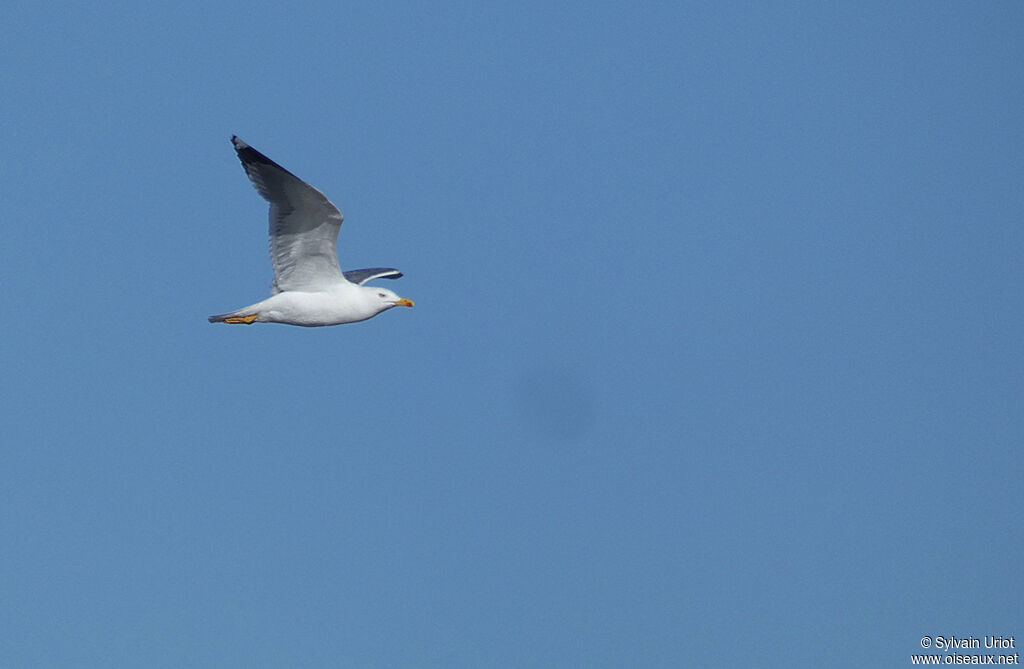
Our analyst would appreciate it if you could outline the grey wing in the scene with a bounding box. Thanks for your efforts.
[232,136,347,292]
[343,268,404,285]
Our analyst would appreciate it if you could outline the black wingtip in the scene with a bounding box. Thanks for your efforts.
[231,136,290,175]
[232,136,256,157]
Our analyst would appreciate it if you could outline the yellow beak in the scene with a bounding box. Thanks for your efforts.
[394,297,415,308]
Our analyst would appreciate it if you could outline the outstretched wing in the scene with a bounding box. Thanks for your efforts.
[232,136,347,292]
[343,268,404,285]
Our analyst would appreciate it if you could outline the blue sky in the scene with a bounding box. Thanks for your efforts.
[2,1,1022,666]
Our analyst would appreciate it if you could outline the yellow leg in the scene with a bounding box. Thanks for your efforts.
[224,314,259,324]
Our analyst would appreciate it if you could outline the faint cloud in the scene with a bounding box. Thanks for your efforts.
[513,360,597,443]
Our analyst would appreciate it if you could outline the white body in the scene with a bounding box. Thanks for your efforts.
[224,283,405,327]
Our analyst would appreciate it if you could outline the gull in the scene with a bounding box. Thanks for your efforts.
[209,136,414,326]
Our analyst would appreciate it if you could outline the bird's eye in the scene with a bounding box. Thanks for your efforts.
[378,293,386,298]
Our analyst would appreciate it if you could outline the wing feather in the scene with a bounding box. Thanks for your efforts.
[343,268,404,285]
[232,136,347,292]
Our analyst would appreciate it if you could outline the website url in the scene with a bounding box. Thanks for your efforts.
[911,653,1020,665]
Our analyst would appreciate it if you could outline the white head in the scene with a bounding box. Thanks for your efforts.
[362,286,415,315]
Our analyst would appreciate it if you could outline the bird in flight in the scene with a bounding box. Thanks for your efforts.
[209,136,414,326]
